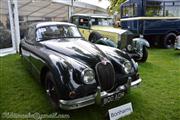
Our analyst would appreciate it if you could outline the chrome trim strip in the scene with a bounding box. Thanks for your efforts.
[131,78,142,87]
[59,95,95,110]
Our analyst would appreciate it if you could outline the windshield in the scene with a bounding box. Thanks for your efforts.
[36,25,82,41]
[91,17,113,26]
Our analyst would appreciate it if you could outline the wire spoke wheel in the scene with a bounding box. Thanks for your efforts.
[164,33,176,49]
[46,80,58,103]
[166,38,174,48]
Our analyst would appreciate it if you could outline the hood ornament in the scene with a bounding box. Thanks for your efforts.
[97,55,109,65]
[101,57,108,65]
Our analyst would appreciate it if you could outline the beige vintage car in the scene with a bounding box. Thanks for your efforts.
[70,14,150,62]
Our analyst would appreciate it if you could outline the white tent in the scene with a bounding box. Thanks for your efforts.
[0,0,107,56]
[17,0,107,21]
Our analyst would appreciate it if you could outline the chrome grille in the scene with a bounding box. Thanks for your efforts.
[95,61,115,91]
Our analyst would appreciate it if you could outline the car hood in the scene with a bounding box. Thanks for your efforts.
[40,38,106,67]
[91,26,127,34]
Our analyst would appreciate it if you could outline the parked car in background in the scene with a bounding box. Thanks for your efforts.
[120,0,180,48]
[0,21,12,49]
[175,35,180,50]
[20,22,142,110]
[70,14,150,62]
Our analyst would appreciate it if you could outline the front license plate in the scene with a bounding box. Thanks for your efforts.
[102,91,124,105]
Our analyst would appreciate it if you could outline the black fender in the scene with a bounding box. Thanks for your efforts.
[124,37,149,62]
[47,54,89,99]
[88,32,103,43]
[131,38,150,51]
[43,54,72,100]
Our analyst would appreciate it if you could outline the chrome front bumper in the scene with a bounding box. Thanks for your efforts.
[59,78,142,110]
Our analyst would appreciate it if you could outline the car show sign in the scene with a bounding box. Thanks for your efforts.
[108,103,133,120]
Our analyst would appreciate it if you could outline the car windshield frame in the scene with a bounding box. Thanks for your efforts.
[90,17,113,26]
[36,24,82,41]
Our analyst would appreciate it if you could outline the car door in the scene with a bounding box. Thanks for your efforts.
[26,26,44,79]
[22,26,41,77]
[21,26,36,72]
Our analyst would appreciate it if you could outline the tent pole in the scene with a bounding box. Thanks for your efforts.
[68,0,74,20]
[13,0,20,53]
[8,0,16,52]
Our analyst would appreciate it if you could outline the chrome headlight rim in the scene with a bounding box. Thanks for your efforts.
[123,60,132,74]
[131,58,138,70]
[81,68,96,84]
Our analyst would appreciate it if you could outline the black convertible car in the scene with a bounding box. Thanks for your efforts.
[20,22,142,110]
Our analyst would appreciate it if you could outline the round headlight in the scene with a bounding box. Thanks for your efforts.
[82,69,96,84]
[123,61,132,74]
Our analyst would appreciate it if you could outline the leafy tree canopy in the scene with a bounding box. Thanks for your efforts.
[108,0,126,14]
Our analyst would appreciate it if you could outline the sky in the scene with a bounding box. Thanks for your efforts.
[78,0,110,9]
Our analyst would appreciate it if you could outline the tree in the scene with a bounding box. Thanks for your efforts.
[108,0,126,15]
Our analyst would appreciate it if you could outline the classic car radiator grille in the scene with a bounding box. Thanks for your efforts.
[95,61,115,91]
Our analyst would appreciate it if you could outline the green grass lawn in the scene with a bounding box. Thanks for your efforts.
[0,49,180,120]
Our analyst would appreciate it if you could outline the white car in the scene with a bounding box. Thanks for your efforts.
[175,35,180,50]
